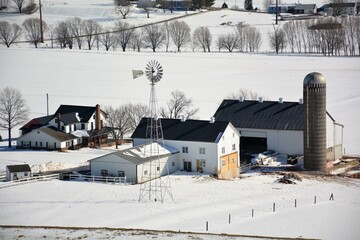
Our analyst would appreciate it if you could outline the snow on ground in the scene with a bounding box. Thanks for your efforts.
[0,172,359,239]
[1,49,359,154]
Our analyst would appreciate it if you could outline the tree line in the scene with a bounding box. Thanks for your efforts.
[1,16,359,55]
[268,16,360,56]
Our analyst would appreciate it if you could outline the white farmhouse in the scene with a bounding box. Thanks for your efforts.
[6,164,31,181]
[89,142,179,184]
[131,118,240,179]
[213,98,343,162]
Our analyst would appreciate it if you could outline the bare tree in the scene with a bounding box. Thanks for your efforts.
[12,0,27,13]
[246,26,262,52]
[113,21,135,52]
[83,19,100,50]
[114,0,133,19]
[217,32,238,52]
[100,28,116,51]
[55,20,72,49]
[0,21,22,47]
[0,87,29,148]
[169,20,191,52]
[129,29,144,52]
[226,88,266,100]
[104,105,131,149]
[68,17,84,50]
[143,24,165,52]
[163,22,171,52]
[283,20,296,53]
[262,0,273,12]
[125,103,148,132]
[160,90,199,119]
[0,0,9,10]
[193,26,212,52]
[22,17,47,48]
[268,24,286,54]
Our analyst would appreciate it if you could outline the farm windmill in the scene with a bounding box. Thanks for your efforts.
[133,60,173,203]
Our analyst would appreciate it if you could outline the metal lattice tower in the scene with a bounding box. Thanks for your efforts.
[135,60,173,203]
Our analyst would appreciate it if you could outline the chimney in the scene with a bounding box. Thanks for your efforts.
[258,97,263,103]
[279,97,283,103]
[57,112,61,130]
[210,117,215,123]
[239,96,245,102]
[95,104,101,130]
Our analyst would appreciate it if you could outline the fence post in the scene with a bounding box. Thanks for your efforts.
[229,214,231,224]
[252,209,254,217]
[206,221,208,231]
[273,203,276,212]
[329,193,334,201]
[314,196,317,204]
[295,199,297,208]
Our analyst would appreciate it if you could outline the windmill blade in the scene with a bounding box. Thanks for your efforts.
[132,70,144,79]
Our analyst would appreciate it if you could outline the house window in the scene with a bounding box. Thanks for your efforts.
[101,120,103,127]
[24,172,28,177]
[222,160,226,166]
[201,159,206,168]
[13,173,17,179]
[74,124,77,131]
[222,147,225,154]
[222,136,225,141]
[46,142,48,148]
[157,166,160,171]
[54,142,56,149]
[232,144,236,151]
[40,142,42,147]
[93,115,95,119]
[81,123,85,130]
[144,170,148,175]
[91,122,94,130]
[233,132,235,137]
[118,171,125,177]
[62,126,65,131]
[182,146,188,153]
[35,141,38,147]
[101,170,108,176]
[199,147,205,154]
[172,162,175,167]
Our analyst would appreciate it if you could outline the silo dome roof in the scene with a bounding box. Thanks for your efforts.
[304,72,326,85]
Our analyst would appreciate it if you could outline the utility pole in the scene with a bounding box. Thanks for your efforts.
[39,0,44,42]
[275,0,278,25]
[46,93,49,116]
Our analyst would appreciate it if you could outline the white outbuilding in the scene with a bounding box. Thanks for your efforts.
[89,142,179,184]
[6,164,32,181]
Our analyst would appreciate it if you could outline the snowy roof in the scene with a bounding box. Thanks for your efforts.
[72,130,90,138]
[40,126,78,142]
[90,142,179,165]
[6,164,31,173]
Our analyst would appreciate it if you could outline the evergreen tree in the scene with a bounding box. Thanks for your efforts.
[192,0,215,9]
[244,0,253,10]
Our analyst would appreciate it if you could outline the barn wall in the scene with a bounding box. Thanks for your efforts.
[136,155,174,184]
[90,155,137,183]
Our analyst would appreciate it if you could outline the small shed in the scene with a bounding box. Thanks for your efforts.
[89,142,179,184]
[6,164,32,181]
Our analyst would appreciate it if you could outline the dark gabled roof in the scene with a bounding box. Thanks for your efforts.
[54,105,97,123]
[131,118,230,143]
[6,164,31,172]
[60,112,81,125]
[87,126,113,137]
[40,126,77,142]
[20,115,54,130]
[213,100,304,131]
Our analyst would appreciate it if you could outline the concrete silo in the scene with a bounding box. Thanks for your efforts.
[303,72,327,172]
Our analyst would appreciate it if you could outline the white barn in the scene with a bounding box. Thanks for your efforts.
[213,98,343,162]
[89,142,178,184]
[132,118,240,179]
[6,164,31,181]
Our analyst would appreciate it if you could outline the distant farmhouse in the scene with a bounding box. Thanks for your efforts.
[213,98,343,163]
[268,4,317,14]
[17,104,112,151]
[318,2,360,16]
[137,0,192,11]
[90,118,240,181]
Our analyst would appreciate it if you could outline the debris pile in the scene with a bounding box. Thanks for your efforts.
[278,172,302,184]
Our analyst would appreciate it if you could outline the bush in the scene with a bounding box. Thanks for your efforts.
[23,1,37,15]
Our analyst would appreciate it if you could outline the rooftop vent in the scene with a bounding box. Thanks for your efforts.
[258,97,263,103]
[210,117,215,123]
[299,98,303,104]
[239,96,245,102]
[181,115,186,122]
[279,97,283,103]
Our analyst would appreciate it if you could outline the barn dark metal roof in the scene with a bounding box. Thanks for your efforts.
[213,100,304,131]
[131,118,231,143]
[6,164,31,172]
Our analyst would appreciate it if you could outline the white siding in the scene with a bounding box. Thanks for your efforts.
[217,124,240,170]
[6,170,31,181]
[17,129,62,149]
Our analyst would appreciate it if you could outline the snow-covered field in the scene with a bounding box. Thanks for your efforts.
[0,172,359,239]
[0,1,360,239]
